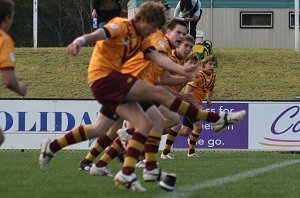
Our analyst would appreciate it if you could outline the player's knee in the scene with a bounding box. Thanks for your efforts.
[140,117,153,133]
[179,128,190,137]
[193,123,202,131]
[153,118,164,132]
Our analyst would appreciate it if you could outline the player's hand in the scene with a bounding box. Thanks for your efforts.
[67,41,81,56]
[184,61,198,72]
[184,65,199,81]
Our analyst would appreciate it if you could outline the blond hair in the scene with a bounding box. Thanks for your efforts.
[185,52,199,64]
[200,55,217,68]
[135,1,166,28]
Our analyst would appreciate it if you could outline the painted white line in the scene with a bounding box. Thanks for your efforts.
[157,159,300,198]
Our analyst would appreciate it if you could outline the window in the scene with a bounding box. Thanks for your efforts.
[240,11,273,28]
[289,12,300,29]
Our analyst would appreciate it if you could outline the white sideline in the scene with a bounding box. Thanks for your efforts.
[157,159,300,198]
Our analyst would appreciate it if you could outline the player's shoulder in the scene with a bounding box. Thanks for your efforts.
[110,17,128,23]
[149,30,165,42]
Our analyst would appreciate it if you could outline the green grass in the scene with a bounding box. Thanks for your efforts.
[0,47,299,99]
[0,150,300,198]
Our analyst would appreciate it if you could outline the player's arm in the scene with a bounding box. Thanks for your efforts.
[67,28,107,56]
[146,51,197,80]
[206,86,214,107]
[159,70,190,86]
[1,69,26,96]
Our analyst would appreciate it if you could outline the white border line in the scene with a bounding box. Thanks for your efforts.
[157,159,300,198]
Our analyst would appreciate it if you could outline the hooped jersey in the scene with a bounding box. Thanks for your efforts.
[141,36,172,84]
[187,70,216,104]
[121,30,170,85]
[0,30,15,70]
[88,17,154,84]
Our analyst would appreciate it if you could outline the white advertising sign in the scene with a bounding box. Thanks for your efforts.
[0,100,299,151]
[0,99,100,149]
[248,102,300,151]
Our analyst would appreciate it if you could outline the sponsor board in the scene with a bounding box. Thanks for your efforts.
[0,100,299,151]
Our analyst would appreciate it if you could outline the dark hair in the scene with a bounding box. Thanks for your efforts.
[166,18,188,30]
[135,1,166,28]
[180,0,193,11]
[0,0,15,23]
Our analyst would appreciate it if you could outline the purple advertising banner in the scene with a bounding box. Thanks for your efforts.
[173,102,249,149]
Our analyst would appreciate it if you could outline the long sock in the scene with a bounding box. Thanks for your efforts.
[82,135,114,163]
[188,130,201,155]
[139,150,145,161]
[163,129,178,155]
[50,126,89,153]
[169,97,219,122]
[96,138,123,167]
[145,131,161,171]
[122,132,147,175]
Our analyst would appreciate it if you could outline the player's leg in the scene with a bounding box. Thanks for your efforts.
[125,79,246,132]
[158,105,180,133]
[79,105,122,170]
[90,137,124,176]
[141,104,168,182]
[79,118,122,171]
[114,102,152,192]
[187,120,202,157]
[158,105,180,159]
[161,124,181,159]
[39,112,116,171]
[90,127,138,177]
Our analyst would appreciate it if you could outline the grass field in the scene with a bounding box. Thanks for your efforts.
[0,47,299,99]
[1,150,300,198]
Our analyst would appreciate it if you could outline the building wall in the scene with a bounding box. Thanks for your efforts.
[199,8,295,48]
[128,0,297,48]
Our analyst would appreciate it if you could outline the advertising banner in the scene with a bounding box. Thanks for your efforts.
[173,102,249,149]
[0,99,99,149]
[0,99,299,151]
[248,102,300,151]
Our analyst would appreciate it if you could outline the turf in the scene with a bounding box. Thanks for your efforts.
[0,47,299,100]
[0,150,299,198]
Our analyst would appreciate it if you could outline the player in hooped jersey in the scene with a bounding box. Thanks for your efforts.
[39,1,246,192]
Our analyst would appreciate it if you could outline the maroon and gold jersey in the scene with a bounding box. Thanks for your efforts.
[169,49,186,92]
[121,30,169,85]
[141,36,172,84]
[88,17,153,84]
[170,49,185,66]
[187,70,216,104]
[0,30,15,70]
